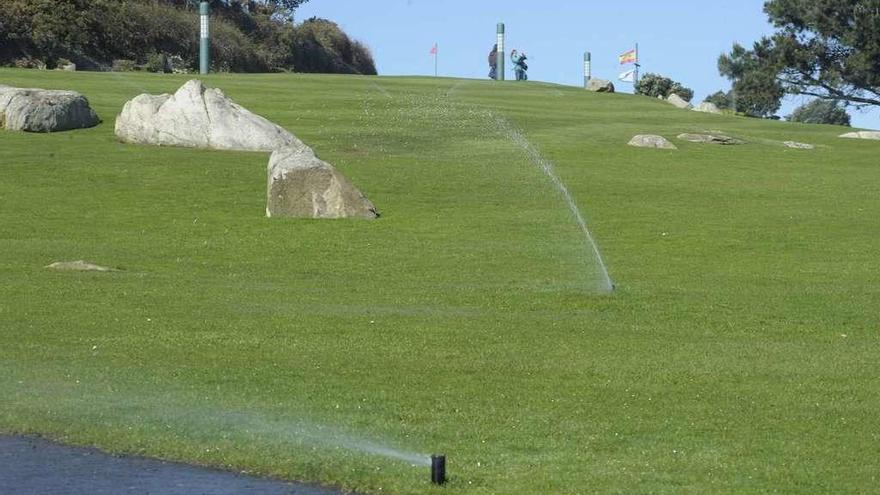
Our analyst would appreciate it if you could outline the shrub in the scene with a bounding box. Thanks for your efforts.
[112,59,137,72]
[14,57,46,69]
[787,99,851,126]
[0,1,375,75]
[144,52,169,73]
[635,73,693,102]
[292,18,377,75]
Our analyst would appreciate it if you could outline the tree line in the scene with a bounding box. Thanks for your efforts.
[0,0,376,75]
[714,0,877,123]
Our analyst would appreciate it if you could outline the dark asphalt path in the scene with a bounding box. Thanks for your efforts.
[0,436,347,495]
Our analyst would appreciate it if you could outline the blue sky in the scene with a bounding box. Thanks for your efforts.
[296,0,879,129]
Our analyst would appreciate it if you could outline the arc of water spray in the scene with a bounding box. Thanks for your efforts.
[490,114,615,293]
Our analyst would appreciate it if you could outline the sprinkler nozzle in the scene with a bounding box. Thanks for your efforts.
[431,454,446,485]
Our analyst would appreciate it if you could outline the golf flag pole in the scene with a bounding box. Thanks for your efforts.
[199,1,210,74]
[431,43,438,77]
[583,51,591,88]
[496,23,505,81]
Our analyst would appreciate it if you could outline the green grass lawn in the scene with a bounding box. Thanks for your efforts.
[1,68,879,494]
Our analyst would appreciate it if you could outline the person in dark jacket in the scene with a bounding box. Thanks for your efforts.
[488,44,498,79]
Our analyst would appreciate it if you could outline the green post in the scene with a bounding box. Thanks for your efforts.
[199,1,210,75]
[583,52,591,88]
[496,23,505,81]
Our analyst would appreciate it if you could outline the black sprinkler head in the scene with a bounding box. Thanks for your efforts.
[431,454,446,485]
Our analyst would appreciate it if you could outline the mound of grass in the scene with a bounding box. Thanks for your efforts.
[1,68,878,494]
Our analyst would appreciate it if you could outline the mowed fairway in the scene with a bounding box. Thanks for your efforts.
[1,68,879,494]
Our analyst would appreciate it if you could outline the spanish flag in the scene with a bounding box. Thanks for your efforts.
[619,48,637,65]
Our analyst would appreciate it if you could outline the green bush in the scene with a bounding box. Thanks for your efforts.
[292,18,377,75]
[704,90,733,109]
[0,1,374,75]
[787,99,851,126]
[635,73,693,102]
[112,59,137,72]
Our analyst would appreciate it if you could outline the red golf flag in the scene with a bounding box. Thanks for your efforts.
[430,43,437,55]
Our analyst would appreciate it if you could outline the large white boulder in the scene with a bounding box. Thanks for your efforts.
[0,86,99,132]
[266,148,378,219]
[840,131,880,140]
[666,94,693,110]
[115,80,305,152]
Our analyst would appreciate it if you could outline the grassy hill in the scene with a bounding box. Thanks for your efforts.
[1,68,878,494]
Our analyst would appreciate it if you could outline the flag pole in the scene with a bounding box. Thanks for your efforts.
[435,43,438,77]
[634,42,640,86]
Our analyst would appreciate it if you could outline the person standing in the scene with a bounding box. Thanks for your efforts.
[510,49,528,81]
[488,44,498,79]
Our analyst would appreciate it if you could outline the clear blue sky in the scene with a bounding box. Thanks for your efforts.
[296,0,879,129]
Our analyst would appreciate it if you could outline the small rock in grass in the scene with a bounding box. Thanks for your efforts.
[677,133,745,145]
[628,135,677,149]
[693,102,722,114]
[45,260,117,272]
[783,141,814,150]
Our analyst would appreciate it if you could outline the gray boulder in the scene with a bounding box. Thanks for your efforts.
[694,102,722,114]
[628,135,677,150]
[586,79,615,93]
[266,147,378,219]
[115,79,305,152]
[666,94,693,110]
[783,141,814,150]
[840,131,880,140]
[0,87,100,132]
[677,133,745,145]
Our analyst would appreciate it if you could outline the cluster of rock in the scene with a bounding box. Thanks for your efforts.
[115,80,377,219]
[662,94,724,115]
[0,85,99,132]
[629,133,825,150]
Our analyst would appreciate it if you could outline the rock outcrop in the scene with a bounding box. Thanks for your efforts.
[628,135,677,149]
[693,102,722,114]
[586,79,615,93]
[666,94,693,110]
[840,131,880,140]
[266,148,378,219]
[677,133,745,145]
[115,80,306,152]
[0,87,100,132]
[783,141,814,150]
